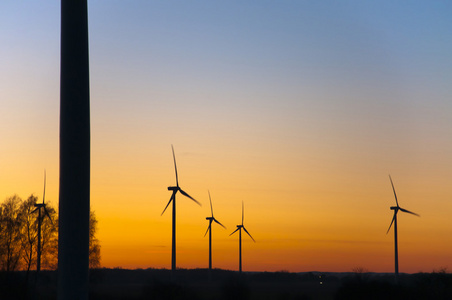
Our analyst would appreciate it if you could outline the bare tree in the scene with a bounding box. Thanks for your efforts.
[89,210,101,269]
[0,196,99,271]
[0,195,23,272]
[39,202,58,270]
[19,195,39,275]
[17,195,58,272]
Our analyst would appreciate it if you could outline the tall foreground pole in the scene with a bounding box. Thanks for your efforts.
[172,197,176,272]
[394,215,399,281]
[239,229,242,273]
[37,209,42,272]
[58,0,90,299]
[208,223,212,271]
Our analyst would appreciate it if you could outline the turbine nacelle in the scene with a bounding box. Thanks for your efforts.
[161,147,201,216]
[390,206,398,211]
[32,170,53,224]
[230,202,255,242]
[204,191,226,229]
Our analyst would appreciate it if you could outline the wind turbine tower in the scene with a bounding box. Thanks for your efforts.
[230,202,255,273]
[32,170,53,273]
[204,191,226,273]
[386,175,420,281]
[161,145,201,272]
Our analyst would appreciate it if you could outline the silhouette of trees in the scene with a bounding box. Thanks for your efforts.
[19,195,39,274]
[0,195,100,271]
[89,210,101,269]
[0,195,23,271]
[38,200,58,270]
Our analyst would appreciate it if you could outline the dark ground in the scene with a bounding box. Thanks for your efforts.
[1,268,451,299]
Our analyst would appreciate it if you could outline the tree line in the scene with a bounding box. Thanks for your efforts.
[0,194,100,273]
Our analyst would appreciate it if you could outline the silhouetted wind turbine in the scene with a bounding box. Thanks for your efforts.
[32,170,53,273]
[230,201,255,273]
[386,175,420,280]
[161,145,201,272]
[204,191,226,273]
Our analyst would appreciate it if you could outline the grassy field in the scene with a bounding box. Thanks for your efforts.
[1,268,451,299]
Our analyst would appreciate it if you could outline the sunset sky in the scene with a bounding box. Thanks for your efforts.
[1,1,452,273]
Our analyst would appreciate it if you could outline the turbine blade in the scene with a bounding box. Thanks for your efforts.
[179,188,201,206]
[243,226,255,242]
[161,192,175,216]
[204,223,211,237]
[386,213,396,234]
[229,228,240,236]
[389,175,399,207]
[32,207,39,214]
[208,190,213,217]
[172,145,179,187]
[213,218,226,229]
[399,207,420,217]
[43,169,46,204]
[43,206,53,224]
[242,201,244,225]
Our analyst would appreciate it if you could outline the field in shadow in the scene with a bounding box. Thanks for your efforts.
[1,268,452,299]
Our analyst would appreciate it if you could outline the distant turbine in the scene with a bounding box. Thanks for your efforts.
[32,170,53,273]
[161,145,201,272]
[386,175,420,280]
[229,201,255,273]
[204,191,226,273]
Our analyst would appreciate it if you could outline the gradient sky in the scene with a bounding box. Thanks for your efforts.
[1,1,452,273]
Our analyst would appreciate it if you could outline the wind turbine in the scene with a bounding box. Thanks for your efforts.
[204,191,226,273]
[386,175,419,280]
[230,201,255,273]
[32,170,53,273]
[161,145,201,272]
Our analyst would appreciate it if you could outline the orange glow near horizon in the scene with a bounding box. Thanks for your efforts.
[1,145,451,274]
